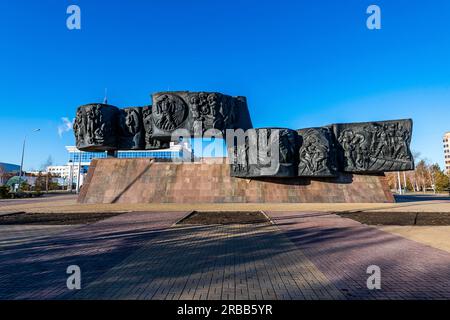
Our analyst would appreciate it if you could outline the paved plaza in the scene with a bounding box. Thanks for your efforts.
[2,193,450,215]
[1,203,450,300]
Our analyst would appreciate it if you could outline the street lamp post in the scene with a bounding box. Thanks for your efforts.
[18,129,40,191]
[403,171,407,194]
[68,160,73,192]
[397,171,402,195]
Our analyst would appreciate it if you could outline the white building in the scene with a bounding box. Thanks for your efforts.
[444,132,450,175]
[46,165,77,187]
[45,142,193,187]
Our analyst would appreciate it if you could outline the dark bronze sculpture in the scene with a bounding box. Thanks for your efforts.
[142,106,170,150]
[151,91,253,140]
[229,119,413,178]
[333,119,414,173]
[117,107,144,150]
[74,91,253,150]
[297,127,338,177]
[229,128,299,178]
[74,103,118,151]
[74,91,414,178]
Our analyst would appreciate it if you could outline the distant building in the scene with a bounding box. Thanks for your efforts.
[47,142,193,187]
[0,162,20,185]
[20,175,37,187]
[31,167,68,187]
[444,132,450,175]
[46,166,70,177]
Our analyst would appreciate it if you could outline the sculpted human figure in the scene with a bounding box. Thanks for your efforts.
[386,123,397,157]
[142,106,169,149]
[365,124,379,152]
[340,131,365,169]
[234,135,250,173]
[94,123,105,143]
[357,134,371,169]
[298,130,331,175]
[86,106,96,143]
[73,92,412,176]
[155,95,178,131]
[190,95,201,120]
[311,140,327,172]
[199,92,208,112]
[142,107,152,140]
[375,129,388,158]
[93,106,104,142]
[334,119,414,173]
[127,109,140,134]
[149,91,252,140]
[339,130,356,168]
[278,130,297,164]
[299,138,314,172]
[73,108,84,142]
[208,93,224,130]
[117,108,143,149]
[394,124,410,159]
[190,94,204,134]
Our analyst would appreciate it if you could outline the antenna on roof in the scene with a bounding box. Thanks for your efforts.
[103,88,108,104]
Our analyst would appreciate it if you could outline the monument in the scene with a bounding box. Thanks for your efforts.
[74,91,413,204]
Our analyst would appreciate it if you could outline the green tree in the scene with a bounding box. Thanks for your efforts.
[0,185,9,198]
[430,164,449,192]
[34,172,45,192]
[415,160,430,191]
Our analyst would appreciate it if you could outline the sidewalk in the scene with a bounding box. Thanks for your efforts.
[1,210,450,299]
[1,199,450,214]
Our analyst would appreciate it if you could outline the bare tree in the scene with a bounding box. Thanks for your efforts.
[0,164,5,185]
[40,155,53,171]
[385,151,448,194]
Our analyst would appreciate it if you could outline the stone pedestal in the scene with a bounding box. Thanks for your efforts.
[78,158,394,204]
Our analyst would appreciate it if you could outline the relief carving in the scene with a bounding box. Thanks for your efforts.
[334,119,414,172]
[73,92,413,179]
[188,92,240,135]
[73,103,118,151]
[297,127,337,177]
[150,91,252,140]
[153,94,188,132]
[230,128,299,178]
[142,106,170,150]
[117,107,144,150]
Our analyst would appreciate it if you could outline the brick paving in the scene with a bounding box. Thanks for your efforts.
[73,224,342,300]
[267,211,450,299]
[0,194,77,208]
[0,211,187,299]
[0,225,77,248]
[1,210,450,300]
[2,193,450,215]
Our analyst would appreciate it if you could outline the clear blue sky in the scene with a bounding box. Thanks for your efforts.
[1,0,449,170]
